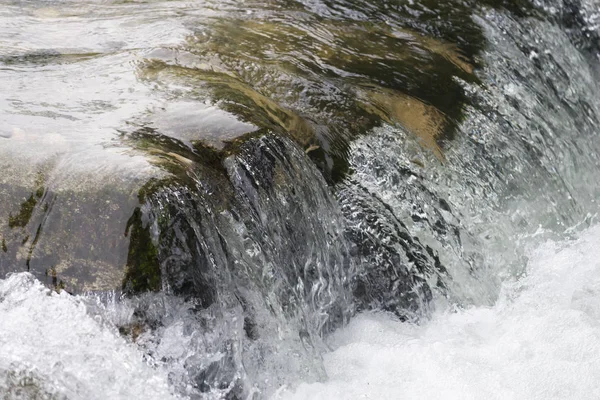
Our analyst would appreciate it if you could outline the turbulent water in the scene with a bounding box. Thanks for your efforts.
[280,224,600,400]
[4,225,600,399]
[1,0,600,399]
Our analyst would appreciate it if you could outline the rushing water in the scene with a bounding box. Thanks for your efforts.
[279,224,600,400]
[0,0,599,399]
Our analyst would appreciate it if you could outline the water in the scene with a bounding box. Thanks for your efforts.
[1,0,600,398]
[0,273,177,400]
[277,224,600,400]
[4,223,600,399]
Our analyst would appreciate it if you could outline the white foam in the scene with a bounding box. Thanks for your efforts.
[0,273,178,400]
[277,224,600,400]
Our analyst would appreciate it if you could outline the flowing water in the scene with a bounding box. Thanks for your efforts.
[0,0,599,399]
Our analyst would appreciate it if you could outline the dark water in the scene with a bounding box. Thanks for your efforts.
[0,0,599,398]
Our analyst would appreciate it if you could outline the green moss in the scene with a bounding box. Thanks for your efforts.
[138,177,176,204]
[140,12,485,181]
[122,207,161,294]
[8,175,46,228]
[8,195,38,228]
[26,223,44,270]
[2,237,7,253]
[45,267,66,293]
[132,0,545,184]
[126,126,275,187]
[123,127,204,184]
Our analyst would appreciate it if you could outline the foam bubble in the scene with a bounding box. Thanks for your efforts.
[0,273,178,400]
[277,224,600,400]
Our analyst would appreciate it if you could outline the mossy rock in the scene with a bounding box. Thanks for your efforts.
[137,1,493,182]
[0,178,140,293]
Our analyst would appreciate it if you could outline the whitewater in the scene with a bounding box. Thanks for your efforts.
[279,223,600,400]
[2,222,600,399]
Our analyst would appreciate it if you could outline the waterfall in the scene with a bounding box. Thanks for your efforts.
[0,0,599,398]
